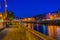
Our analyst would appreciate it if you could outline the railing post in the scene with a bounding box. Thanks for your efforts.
[31,23,34,30]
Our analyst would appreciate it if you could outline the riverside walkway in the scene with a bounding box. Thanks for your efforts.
[0,22,55,40]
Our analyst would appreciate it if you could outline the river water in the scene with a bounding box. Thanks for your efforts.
[23,23,60,40]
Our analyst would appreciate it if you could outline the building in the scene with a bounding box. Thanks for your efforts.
[33,14,46,21]
[46,10,60,20]
[0,12,4,29]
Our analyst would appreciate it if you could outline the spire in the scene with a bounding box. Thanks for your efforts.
[4,0,8,10]
[4,0,8,18]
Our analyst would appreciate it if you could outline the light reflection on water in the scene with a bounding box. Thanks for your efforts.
[23,23,60,40]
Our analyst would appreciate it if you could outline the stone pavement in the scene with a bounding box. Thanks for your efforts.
[0,28,9,40]
[2,28,27,40]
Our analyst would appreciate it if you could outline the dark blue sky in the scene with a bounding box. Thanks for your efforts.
[0,0,60,18]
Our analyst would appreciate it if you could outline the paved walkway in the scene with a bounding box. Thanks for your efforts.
[2,27,27,40]
[0,25,55,40]
[0,28,9,40]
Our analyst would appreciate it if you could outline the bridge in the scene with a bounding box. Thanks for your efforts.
[22,18,60,25]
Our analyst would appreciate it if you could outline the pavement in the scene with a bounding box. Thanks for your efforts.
[2,28,27,40]
[0,25,55,40]
[0,27,27,40]
[0,22,27,40]
[0,28,9,40]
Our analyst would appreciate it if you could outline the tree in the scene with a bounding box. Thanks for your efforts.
[3,10,14,27]
[5,10,14,21]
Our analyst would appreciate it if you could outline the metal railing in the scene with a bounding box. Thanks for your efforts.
[19,24,55,40]
[11,22,55,40]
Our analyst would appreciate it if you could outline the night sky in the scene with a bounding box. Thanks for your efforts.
[0,0,60,18]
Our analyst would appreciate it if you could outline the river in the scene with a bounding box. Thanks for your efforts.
[23,23,60,40]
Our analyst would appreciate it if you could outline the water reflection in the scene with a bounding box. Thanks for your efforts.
[23,23,60,40]
[34,24,48,35]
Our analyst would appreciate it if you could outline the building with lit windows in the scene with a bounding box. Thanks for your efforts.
[0,12,4,29]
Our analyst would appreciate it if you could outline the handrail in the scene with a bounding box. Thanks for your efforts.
[12,23,55,40]
[21,25,55,40]
[28,28,55,40]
